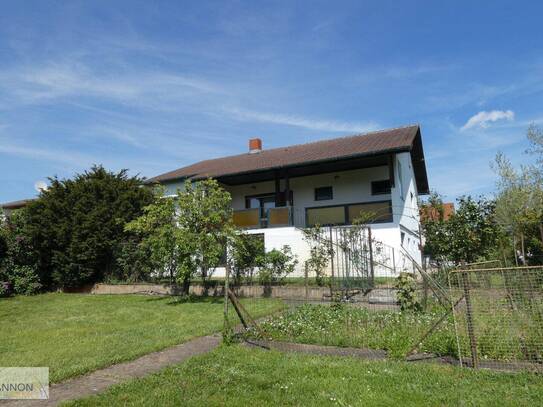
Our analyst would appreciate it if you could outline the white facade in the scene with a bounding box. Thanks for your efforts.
[163,153,422,277]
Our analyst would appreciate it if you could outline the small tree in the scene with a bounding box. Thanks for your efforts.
[127,179,234,293]
[258,245,298,285]
[230,233,265,285]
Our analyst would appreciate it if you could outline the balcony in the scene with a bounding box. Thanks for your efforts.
[232,200,393,230]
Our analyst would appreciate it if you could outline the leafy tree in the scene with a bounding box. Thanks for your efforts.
[421,194,501,264]
[18,166,153,288]
[230,233,265,285]
[493,125,543,264]
[258,245,298,285]
[127,179,234,293]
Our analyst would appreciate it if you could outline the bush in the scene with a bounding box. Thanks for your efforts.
[258,245,298,285]
[395,272,422,312]
[112,237,156,283]
[0,213,41,295]
[19,166,153,289]
[304,245,329,287]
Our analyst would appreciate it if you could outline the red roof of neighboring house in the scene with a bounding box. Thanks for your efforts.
[420,202,455,222]
[1,199,34,210]
[147,124,430,193]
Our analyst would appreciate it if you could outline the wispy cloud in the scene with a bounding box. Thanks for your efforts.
[461,110,515,131]
[225,107,378,133]
[0,62,224,109]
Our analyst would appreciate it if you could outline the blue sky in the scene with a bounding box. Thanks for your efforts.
[1,0,543,203]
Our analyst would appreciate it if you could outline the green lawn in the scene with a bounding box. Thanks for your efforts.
[65,345,543,407]
[0,293,283,382]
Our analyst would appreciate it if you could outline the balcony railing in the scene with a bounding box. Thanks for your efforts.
[233,207,293,229]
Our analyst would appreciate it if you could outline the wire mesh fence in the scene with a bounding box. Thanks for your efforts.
[449,266,543,371]
[222,226,543,372]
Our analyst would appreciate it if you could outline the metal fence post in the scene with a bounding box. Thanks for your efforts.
[223,249,230,335]
[462,271,479,369]
[368,227,375,286]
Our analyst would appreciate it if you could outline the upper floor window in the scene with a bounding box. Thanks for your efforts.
[314,186,333,201]
[371,180,391,195]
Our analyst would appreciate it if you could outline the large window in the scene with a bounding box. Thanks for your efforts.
[314,186,333,201]
[306,200,392,227]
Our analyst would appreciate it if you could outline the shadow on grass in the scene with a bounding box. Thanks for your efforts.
[144,294,223,306]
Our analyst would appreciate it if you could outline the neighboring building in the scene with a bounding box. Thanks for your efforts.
[147,124,430,275]
[0,199,33,218]
[420,202,455,222]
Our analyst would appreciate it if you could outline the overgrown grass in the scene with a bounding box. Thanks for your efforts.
[65,345,543,406]
[0,293,283,382]
[252,303,457,358]
[253,302,543,362]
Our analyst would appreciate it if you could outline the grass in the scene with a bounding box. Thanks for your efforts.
[65,344,543,406]
[252,303,457,359]
[253,302,543,363]
[0,293,284,382]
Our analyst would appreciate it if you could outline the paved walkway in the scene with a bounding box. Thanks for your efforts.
[2,334,221,407]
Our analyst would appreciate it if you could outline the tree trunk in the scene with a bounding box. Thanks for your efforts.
[520,232,526,265]
[182,276,190,296]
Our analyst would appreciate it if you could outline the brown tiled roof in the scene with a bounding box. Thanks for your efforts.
[148,125,427,188]
[1,199,34,210]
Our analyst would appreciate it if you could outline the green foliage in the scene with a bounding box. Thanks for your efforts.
[304,246,330,286]
[421,194,501,264]
[113,237,156,283]
[230,233,265,285]
[127,179,234,292]
[253,304,457,359]
[302,225,331,287]
[395,272,422,312]
[493,139,543,265]
[15,166,153,289]
[0,211,42,294]
[257,245,298,285]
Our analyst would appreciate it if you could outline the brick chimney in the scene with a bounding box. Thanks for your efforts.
[249,138,262,153]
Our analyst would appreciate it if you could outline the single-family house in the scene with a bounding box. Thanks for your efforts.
[147,124,429,276]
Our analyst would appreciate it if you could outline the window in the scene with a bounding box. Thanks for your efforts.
[306,200,393,227]
[347,201,393,223]
[314,186,333,201]
[371,180,391,195]
[306,206,345,226]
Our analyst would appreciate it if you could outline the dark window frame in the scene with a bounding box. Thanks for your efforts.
[305,200,393,227]
[371,179,392,195]
[314,186,333,201]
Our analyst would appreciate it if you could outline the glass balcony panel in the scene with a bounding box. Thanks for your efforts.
[268,207,290,227]
[306,206,346,227]
[233,208,261,228]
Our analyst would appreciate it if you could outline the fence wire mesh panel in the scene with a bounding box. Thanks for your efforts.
[223,226,464,363]
[449,266,543,371]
